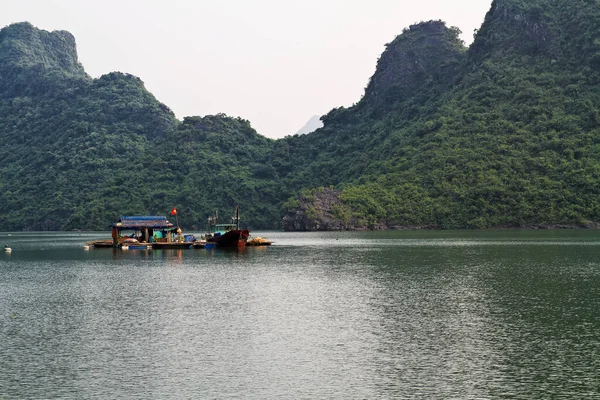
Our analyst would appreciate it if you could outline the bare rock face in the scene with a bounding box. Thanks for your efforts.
[282,187,350,231]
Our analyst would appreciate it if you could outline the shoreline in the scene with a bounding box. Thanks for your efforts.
[284,223,600,232]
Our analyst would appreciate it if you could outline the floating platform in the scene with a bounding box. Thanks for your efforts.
[123,245,152,250]
[152,242,194,250]
[87,239,202,249]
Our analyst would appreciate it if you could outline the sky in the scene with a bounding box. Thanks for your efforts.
[2,0,493,138]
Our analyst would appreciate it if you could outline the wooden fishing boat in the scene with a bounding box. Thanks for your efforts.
[88,239,114,248]
[207,227,250,247]
[205,206,249,248]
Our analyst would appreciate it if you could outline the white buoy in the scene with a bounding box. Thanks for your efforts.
[4,246,11,253]
[83,245,90,250]
[122,245,129,250]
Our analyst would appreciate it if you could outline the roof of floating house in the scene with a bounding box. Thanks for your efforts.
[112,216,175,229]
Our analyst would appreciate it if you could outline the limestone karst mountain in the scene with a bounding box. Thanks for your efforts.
[3,0,600,230]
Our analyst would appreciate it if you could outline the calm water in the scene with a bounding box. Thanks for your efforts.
[1,230,600,399]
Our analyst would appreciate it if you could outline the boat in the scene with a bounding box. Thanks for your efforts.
[89,239,113,248]
[88,216,195,249]
[192,240,207,249]
[205,206,250,248]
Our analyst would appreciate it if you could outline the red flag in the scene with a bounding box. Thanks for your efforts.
[170,207,177,215]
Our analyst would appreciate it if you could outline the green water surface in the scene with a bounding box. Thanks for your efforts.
[0,230,599,399]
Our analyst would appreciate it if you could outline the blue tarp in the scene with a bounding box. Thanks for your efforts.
[112,216,174,229]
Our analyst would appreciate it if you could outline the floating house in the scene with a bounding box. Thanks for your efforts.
[90,216,197,249]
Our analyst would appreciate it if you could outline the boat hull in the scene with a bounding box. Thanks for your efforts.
[207,229,250,247]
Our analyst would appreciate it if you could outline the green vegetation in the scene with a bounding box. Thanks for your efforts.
[3,0,600,231]
[282,0,600,229]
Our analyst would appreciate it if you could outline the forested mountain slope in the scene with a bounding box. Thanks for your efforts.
[282,0,600,229]
[2,0,600,231]
[0,22,277,230]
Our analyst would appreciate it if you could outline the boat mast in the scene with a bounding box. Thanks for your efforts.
[235,205,240,230]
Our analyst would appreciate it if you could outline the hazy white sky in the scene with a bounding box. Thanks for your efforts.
[2,0,493,138]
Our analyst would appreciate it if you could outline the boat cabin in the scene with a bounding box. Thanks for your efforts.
[206,206,242,239]
[112,216,181,246]
[208,223,238,238]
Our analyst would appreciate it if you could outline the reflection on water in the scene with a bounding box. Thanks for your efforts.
[1,230,599,399]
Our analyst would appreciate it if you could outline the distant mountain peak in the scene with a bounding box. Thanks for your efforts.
[295,115,324,135]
